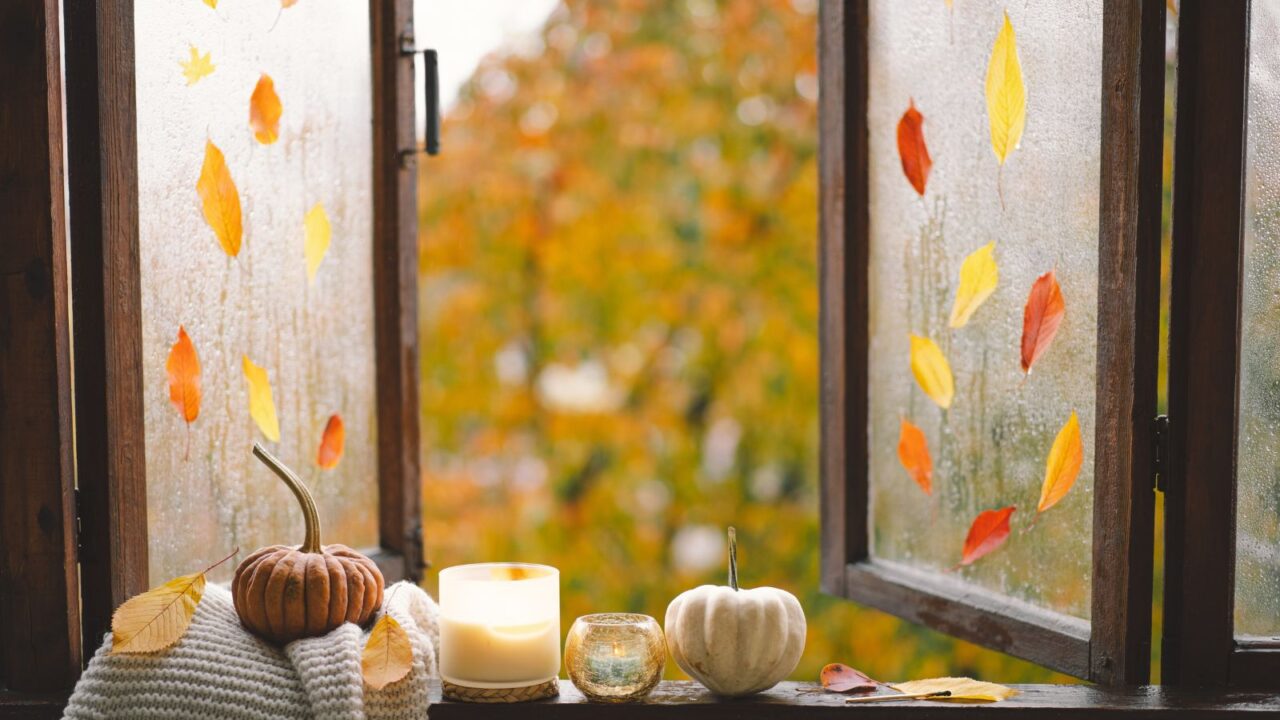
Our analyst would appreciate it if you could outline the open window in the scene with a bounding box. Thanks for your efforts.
[1164,0,1280,688]
[819,0,1165,684]
[61,0,421,666]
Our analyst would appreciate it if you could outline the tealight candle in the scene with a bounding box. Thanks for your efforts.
[564,614,665,702]
[439,563,561,702]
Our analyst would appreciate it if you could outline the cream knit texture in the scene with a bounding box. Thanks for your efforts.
[64,581,438,720]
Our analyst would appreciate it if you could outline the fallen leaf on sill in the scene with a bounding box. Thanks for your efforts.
[909,334,954,409]
[111,549,237,654]
[960,506,1015,566]
[317,413,344,469]
[890,677,1019,703]
[896,418,932,495]
[820,663,879,693]
[362,614,413,690]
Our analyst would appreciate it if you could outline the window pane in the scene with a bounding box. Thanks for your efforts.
[134,0,378,582]
[1236,1,1280,640]
[865,1,1101,619]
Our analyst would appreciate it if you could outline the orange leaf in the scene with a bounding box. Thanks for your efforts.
[317,413,345,469]
[196,140,242,257]
[1020,270,1065,374]
[1038,411,1083,513]
[960,506,1015,566]
[166,326,201,425]
[896,418,932,495]
[821,663,879,693]
[250,74,283,145]
[897,99,932,196]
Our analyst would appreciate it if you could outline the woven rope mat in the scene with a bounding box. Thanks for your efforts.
[441,679,560,703]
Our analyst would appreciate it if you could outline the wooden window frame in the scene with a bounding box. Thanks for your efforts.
[1163,0,1280,689]
[819,0,1166,684]
[58,0,421,677]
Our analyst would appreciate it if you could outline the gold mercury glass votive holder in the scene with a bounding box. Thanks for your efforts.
[565,613,665,702]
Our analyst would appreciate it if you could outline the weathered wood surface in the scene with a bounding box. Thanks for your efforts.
[428,681,1280,718]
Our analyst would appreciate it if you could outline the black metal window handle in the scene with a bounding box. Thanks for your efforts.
[399,30,440,162]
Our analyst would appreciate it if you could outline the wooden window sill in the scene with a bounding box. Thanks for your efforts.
[428,681,1280,718]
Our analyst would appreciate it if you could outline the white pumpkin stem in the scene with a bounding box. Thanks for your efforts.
[728,526,739,591]
[253,443,322,553]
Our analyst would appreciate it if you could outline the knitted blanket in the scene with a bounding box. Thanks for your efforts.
[64,581,439,720]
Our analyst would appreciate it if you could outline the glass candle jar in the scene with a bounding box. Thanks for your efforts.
[564,613,665,702]
[438,563,561,692]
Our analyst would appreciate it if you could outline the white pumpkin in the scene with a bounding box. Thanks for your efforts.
[664,528,806,697]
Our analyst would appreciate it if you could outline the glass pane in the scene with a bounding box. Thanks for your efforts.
[134,0,378,583]
[1236,1,1280,640]
[865,0,1101,619]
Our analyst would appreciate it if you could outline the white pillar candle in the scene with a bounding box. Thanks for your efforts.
[438,563,561,688]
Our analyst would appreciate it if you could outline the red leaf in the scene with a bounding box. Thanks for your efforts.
[1020,270,1065,374]
[897,98,933,196]
[896,418,932,495]
[961,506,1015,566]
[317,413,345,469]
[820,663,879,693]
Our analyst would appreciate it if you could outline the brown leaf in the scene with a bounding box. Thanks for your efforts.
[362,614,413,690]
[196,140,242,257]
[250,74,283,145]
[896,99,932,196]
[1020,270,1065,374]
[317,413,345,469]
[960,506,1015,566]
[896,418,932,495]
[821,663,879,693]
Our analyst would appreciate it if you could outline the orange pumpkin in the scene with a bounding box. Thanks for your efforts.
[232,443,384,644]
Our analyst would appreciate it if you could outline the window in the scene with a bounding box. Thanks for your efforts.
[819,0,1163,684]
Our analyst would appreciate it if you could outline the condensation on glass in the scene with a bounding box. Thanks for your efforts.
[865,1,1101,619]
[134,0,378,582]
[1236,1,1280,640]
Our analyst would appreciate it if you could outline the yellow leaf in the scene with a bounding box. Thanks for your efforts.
[242,355,281,442]
[180,46,215,86]
[909,335,954,409]
[891,677,1019,703]
[304,203,331,282]
[1038,411,1083,513]
[203,0,217,7]
[985,12,1026,165]
[197,140,242,257]
[948,242,999,328]
[111,573,205,654]
[362,614,413,690]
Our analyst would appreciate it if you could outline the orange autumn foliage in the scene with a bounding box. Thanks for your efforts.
[196,140,242,257]
[166,325,201,425]
[960,506,1015,566]
[896,418,932,495]
[1020,270,1065,374]
[317,413,345,469]
[250,74,283,145]
[896,99,932,196]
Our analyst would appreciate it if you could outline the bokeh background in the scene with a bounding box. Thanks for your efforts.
[415,0,1180,683]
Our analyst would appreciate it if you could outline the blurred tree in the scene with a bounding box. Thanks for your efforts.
[419,0,1068,683]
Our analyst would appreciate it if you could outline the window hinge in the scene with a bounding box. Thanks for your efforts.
[398,24,441,164]
[73,486,84,561]
[1153,414,1170,492]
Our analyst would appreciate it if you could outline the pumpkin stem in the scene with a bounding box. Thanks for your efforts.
[728,526,738,591]
[253,443,322,553]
